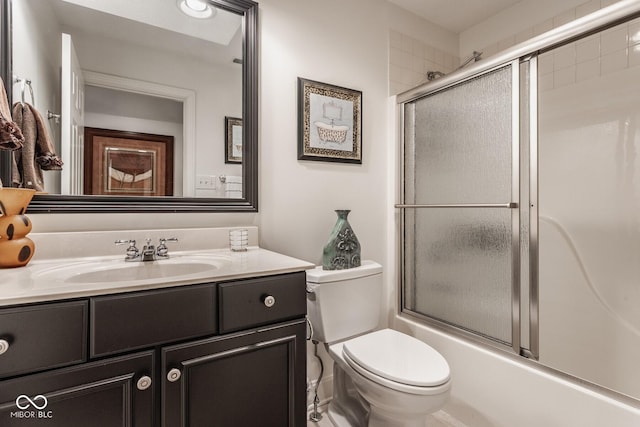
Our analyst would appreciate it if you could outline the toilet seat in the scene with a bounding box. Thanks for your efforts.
[341,329,450,395]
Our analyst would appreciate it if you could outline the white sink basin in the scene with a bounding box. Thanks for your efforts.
[34,255,230,285]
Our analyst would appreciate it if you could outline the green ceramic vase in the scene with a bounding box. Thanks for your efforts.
[322,210,361,270]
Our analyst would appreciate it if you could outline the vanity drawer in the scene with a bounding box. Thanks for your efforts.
[218,272,306,333]
[0,301,87,378]
[91,283,217,357]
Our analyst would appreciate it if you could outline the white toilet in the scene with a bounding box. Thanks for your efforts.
[306,260,451,427]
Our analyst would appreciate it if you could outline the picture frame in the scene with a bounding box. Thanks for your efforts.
[297,78,362,164]
[84,127,174,196]
[225,116,243,164]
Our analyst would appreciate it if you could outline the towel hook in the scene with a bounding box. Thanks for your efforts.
[12,75,35,105]
[47,110,61,124]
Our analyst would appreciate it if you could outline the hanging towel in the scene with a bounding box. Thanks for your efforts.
[224,175,242,199]
[11,102,63,191]
[0,77,24,151]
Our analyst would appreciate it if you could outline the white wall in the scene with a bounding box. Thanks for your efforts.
[258,0,394,404]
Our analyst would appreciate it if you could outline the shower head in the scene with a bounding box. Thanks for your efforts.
[457,50,483,70]
[425,50,482,82]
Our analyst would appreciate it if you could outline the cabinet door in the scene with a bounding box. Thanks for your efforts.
[0,351,154,427]
[162,320,306,427]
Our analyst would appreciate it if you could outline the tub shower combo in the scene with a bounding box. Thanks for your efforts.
[397,1,640,406]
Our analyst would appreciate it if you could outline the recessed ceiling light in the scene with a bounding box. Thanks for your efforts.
[177,0,216,19]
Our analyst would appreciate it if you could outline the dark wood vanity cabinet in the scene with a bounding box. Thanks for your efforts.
[162,320,307,427]
[0,351,155,427]
[0,271,308,427]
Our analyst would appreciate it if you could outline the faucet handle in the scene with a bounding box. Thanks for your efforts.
[159,237,179,244]
[115,239,139,261]
[157,237,178,258]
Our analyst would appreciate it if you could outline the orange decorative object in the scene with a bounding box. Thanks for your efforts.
[0,188,36,268]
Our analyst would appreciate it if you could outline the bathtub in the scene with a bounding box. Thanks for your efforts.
[314,121,349,143]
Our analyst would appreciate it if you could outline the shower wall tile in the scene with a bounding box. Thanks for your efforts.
[471,0,632,93]
[600,26,628,55]
[515,28,534,44]
[553,9,576,28]
[576,35,600,63]
[388,0,631,96]
[388,31,459,95]
[554,65,575,88]
[533,19,554,37]
[538,54,554,75]
[389,30,402,50]
[629,44,640,67]
[601,0,619,7]
[601,49,628,75]
[481,43,499,59]
[629,18,640,46]
[539,73,554,92]
[575,0,600,18]
[553,44,576,70]
[497,35,516,52]
[576,58,600,82]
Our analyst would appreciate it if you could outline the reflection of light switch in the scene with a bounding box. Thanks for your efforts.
[196,175,214,189]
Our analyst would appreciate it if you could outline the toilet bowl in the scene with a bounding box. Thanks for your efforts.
[306,261,451,427]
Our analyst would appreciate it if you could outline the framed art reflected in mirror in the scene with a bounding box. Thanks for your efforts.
[225,116,242,164]
[84,127,174,197]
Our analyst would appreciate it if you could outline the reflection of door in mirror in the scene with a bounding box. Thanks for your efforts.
[61,33,84,196]
[11,0,243,198]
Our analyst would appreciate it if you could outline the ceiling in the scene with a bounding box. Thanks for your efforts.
[51,0,243,67]
[388,0,523,33]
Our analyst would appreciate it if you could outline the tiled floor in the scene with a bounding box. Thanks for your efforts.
[307,405,472,427]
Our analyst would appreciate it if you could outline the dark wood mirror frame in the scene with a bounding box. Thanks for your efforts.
[0,0,258,213]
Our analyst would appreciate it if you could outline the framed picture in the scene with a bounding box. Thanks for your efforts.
[297,78,362,164]
[84,127,174,196]
[225,116,243,164]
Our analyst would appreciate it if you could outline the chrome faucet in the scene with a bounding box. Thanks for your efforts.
[141,239,156,261]
[156,237,178,260]
[115,239,140,262]
[115,237,178,262]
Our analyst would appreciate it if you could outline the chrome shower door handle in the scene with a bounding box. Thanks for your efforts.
[395,202,518,209]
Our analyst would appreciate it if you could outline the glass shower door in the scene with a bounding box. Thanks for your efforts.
[401,64,519,348]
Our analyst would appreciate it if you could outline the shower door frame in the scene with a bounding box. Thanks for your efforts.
[397,60,523,355]
[395,0,640,362]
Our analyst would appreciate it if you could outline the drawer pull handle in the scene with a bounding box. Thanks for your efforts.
[263,295,276,308]
[0,339,8,355]
[167,368,182,382]
[136,376,152,391]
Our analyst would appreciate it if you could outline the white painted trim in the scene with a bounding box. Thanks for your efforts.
[82,70,197,196]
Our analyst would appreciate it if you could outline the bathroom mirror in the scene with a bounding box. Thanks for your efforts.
[0,0,258,212]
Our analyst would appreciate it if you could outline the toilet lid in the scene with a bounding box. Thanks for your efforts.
[342,329,450,387]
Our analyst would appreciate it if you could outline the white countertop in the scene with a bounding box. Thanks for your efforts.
[0,227,315,306]
[1,247,315,306]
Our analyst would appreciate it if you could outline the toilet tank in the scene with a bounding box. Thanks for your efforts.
[306,260,383,344]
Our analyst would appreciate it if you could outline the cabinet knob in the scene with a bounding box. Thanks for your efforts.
[167,368,182,382]
[0,339,9,355]
[136,375,152,391]
[263,295,276,308]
